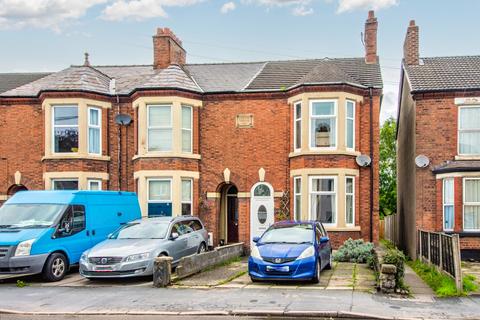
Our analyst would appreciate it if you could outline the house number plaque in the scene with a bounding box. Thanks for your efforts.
[236,114,254,128]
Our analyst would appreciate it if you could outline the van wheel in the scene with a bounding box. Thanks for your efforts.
[197,242,207,254]
[43,253,68,282]
[311,260,320,284]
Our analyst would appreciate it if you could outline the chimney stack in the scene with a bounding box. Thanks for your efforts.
[403,20,419,65]
[153,28,186,69]
[364,10,378,64]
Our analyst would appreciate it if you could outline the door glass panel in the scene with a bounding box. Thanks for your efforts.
[254,184,271,196]
[257,205,267,224]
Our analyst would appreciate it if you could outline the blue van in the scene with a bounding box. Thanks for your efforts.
[0,191,141,281]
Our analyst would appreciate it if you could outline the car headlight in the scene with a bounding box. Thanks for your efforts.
[124,252,150,262]
[296,246,315,260]
[80,251,89,262]
[14,239,35,256]
[250,246,262,260]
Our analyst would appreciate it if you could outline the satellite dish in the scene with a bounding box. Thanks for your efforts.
[415,155,430,168]
[115,114,132,126]
[356,155,372,167]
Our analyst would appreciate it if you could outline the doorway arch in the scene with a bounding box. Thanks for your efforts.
[250,182,274,247]
[219,184,239,244]
[7,184,28,196]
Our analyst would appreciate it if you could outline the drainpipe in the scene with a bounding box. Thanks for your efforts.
[369,87,374,243]
[116,94,121,191]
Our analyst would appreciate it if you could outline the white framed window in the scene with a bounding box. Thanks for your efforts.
[345,176,355,226]
[294,101,302,151]
[458,105,480,155]
[309,176,337,226]
[443,178,454,231]
[293,177,302,221]
[463,178,480,231]
[87,179,102,191]
[147,178,172,217]
[346,100,355,150]
[52,105,79,153]
[309,100,337,149]
[147,105,173,152]
[181,178,193,215]
[52,179,79,190]
[88,107,101,155]
[181,105,193,153]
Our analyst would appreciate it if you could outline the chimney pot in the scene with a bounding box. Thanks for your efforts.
[153,27,186,69]
[364,10,378,64]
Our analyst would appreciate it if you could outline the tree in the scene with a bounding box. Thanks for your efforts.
[380,117,397,217]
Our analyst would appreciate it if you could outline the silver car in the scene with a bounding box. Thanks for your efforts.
[79,216,208,278]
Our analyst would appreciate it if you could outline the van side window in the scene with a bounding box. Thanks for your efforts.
[56,205,86,238]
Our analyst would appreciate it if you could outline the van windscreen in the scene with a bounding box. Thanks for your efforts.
[0,204,67,229]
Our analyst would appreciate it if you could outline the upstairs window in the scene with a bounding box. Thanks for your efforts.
[53,105,78,153]
[182,105,193,153]
[459,106,480,155]
[443,178,454,231]
[88,107,101,155]
[294,102,302,151]
[346,100,355,150]
[464,178,480,231]
[148,105,172,152]
[310,100,336,149]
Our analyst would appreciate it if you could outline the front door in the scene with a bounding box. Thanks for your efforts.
[250,182,275,247]
[227,186,239,243]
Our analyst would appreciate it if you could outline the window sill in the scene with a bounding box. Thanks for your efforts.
[42,154,111,161]
[455,155,480,160]
[133,153,201,160]
[325,226,361,232]
[289,150,361,158]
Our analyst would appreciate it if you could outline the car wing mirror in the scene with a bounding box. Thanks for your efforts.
[170,232,179,240]
[253,236,260,243]
[320,236,329,244]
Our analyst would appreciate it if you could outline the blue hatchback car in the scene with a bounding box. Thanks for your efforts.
[248,221,332,283]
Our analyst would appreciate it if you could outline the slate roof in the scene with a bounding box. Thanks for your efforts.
[433,160,480,174]
[404,56,480,92]
[0,58,382,97]
[0,72,51,94]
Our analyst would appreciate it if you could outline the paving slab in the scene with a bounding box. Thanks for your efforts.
[404,264,435,296]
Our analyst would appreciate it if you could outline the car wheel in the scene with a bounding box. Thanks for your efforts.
[325,252,333,270]
[42,253,68,282]
[197,242,207,254]
[311,260,320,284]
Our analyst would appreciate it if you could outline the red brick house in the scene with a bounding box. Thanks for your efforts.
[397,20,480,260]
[0,12,382,249]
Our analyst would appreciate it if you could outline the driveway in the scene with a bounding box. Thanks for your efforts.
[462,262,480,295]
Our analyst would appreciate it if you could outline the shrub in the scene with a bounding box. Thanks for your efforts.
[383,247,406,285]
[334,238,374,263]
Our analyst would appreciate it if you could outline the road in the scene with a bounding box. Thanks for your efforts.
[0,316,356,320]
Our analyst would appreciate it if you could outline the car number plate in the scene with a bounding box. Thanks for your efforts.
[266,265,289,272]
[94,266,113,272]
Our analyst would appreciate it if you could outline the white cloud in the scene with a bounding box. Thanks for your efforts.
[221,1,236,13]
[101,0,205,21]
[0,0,107,31]
[337,0,398,13]
[292,5,313,16]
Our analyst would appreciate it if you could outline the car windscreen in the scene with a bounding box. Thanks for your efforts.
[260,224,313,244]
[0,204,67,229]
[111,222,169,239]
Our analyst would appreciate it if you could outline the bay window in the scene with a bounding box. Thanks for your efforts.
[464,178,480,231]
[294,177,302,221]
[88,107,101,155]
[181,179,193,215]
[309,176,336,225]
[443,178,454,231]
[345,176,355,226]
[88,179,102,191]
[310,100,337,148]
[52,179,79,190]
[182,105,192,153]
[53,105,79,153]
[148,179,172,217]
[346,100,355,150]
[148,105,173,152]
[459,106,480,155]
[294,102,302,150]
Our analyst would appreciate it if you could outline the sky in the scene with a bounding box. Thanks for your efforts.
[0,0,479,123]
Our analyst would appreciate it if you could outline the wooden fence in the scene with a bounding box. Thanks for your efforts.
[382,214,399,246]
[418,230,463,291]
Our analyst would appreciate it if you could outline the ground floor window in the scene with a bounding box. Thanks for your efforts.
[464,178,480,231]
[52,179,79,190]
[309,176,336,225]
[87,179,102,191]
[148,179,172,217]
[294,177,301,221]
[443,178,454,231]
[181,179,193,215]
[345,176,354,226]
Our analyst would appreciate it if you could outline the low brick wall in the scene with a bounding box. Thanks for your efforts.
[175,242,245,279]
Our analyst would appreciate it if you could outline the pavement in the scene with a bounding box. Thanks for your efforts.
[403,265,435,296]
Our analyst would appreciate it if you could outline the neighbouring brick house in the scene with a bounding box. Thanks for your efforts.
[397,20,480,260]
[0,11,382,249]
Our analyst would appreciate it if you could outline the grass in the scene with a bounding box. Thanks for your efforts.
[407,259,478,297]
[380,239,397,250]
[216,270,247,286]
